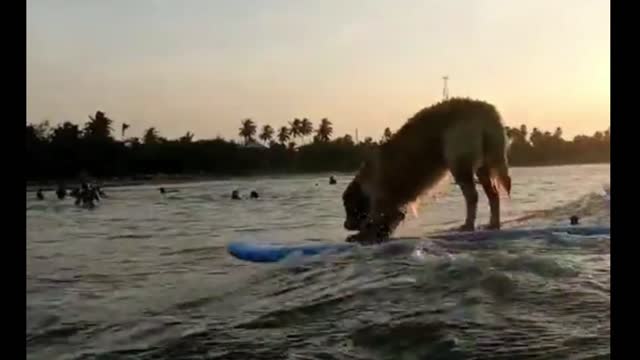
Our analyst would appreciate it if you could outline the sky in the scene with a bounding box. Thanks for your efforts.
[27,0,609,141]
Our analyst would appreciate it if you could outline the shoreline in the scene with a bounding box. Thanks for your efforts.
[26,162,609,192]
[25,171,357,192]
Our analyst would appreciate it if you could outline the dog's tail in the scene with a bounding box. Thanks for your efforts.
[483,121,512,197]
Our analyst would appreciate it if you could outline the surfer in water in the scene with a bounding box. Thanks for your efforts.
[36,189,44,200]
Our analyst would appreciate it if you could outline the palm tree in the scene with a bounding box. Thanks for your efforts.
[239,118,257,145]
[277,126,290,145]
[84,111,114,140]
[179,131,194,143]
[594,131,604,141]
[335,134,354,146]
[505,126,518,140]
[51,122,81,144]
[33,120,52,141]
[289,118,302,143]
[123,137,141,148]
[300,118,313,143]
[121,123,130,138]
[519,124,528,140]
[381,127,393,143]
[530,127,542,147]
[554,127,563,139]
[143,127,161,144]
[315,118,333,142]
[259,125,274,144]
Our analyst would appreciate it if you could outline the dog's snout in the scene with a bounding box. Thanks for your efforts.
[344,220,358,231]
[344,220,352,230]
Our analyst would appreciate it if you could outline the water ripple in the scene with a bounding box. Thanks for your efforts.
[26,165,610,359]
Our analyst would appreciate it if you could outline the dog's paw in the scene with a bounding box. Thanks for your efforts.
[346,233,361,243]
[483,223,501,230]
[346,232,387,245]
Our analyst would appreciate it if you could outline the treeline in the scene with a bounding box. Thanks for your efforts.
[26,111,610,181]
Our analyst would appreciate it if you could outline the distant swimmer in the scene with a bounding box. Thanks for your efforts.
[75,183,98,208]
[88,184,101,202]
[250,190,259,199]
[329,176,337,185]
[159,187,179,194]
[36,189,44,200]
[95,185,107,198]
[231,190,241,200]
[56,185,67,200]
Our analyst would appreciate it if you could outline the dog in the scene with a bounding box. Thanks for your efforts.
[342,98,512,244]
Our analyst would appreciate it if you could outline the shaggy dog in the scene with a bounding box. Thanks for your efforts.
[342,98,511,244]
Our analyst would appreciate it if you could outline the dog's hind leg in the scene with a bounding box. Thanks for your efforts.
[451,164,478,232]
[444,123,482,232]
[476,165,500,229]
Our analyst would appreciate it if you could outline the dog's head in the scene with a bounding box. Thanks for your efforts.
[342,161,375,231]
[342,178,371,231]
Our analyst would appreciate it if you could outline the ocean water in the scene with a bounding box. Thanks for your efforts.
[27,164,610,359]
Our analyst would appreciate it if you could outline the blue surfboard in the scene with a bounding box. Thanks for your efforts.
[227,225,609,263]
[227,241,354,263]
[429,225,610,241]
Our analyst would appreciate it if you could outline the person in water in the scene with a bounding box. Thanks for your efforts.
[159,187,179,194]
[90,185,101,202]
[231,190,241,200]
[570,215,580,226]
[56,184,67,200]
[75,183,99,208]
[74,183,88,206]
[250,190,259,199]
[96,185,107,198]
[329,176,337,185]
[36,189,44,200]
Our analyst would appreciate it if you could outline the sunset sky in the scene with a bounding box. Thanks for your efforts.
[27,0,609,141]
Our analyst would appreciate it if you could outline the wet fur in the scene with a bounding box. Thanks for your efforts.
[343,98,511,244]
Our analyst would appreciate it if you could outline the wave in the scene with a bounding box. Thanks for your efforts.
[34,188,610,360]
